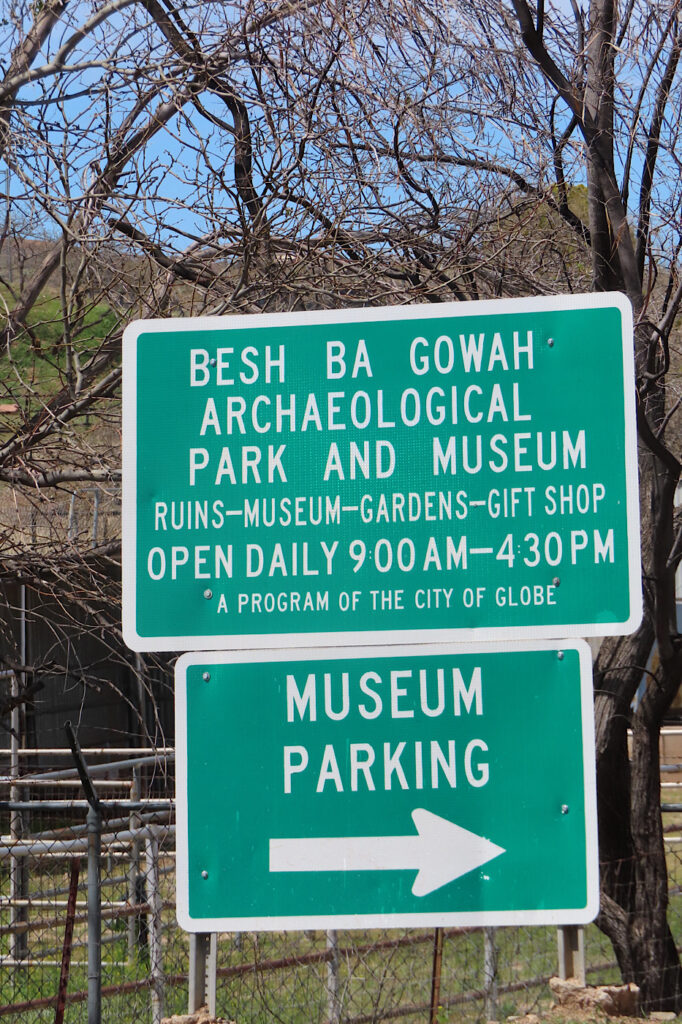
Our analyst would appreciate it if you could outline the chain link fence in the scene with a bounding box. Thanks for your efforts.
[0,737,680,1024]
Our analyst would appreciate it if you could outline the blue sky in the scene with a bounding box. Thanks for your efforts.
[3,0,681,266]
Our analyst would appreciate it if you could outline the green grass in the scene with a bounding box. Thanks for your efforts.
[3,823,682,1022]
[0,287,118,399]
[0,853,628,1024]
[0,914,627,1024]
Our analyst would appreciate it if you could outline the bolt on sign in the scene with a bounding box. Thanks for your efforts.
[175,642,598,931]
[122,293,641,651]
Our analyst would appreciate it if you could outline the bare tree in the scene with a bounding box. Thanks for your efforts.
[0,0,539,738]
[491,0,682,1008]
[1,0,682,1003]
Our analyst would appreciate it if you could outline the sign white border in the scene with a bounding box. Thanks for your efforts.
[123,292,641,651]
[175,640,599,932]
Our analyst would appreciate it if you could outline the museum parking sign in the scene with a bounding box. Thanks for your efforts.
[122,293,641,651]
[175,642,598,931]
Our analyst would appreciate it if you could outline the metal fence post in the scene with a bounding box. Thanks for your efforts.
[146,831,165,1024]
[9,673,28,962]
[557,925,585,984]
[429,928,444,1024]
[66,721,102,1024]
[87,803,102,1024]
[326,929,340,1024]
[10,618,29,963]
[128,765,142,962]
[484,927,499,1020]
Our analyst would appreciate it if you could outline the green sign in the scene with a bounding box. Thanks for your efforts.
[175,642,598,930]
[123,294,640,651]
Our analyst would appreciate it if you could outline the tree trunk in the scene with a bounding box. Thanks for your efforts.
[595,447,682,1010]
[584,0,622,291]
[630,709,682,1009]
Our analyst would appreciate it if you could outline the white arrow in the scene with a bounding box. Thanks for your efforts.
[269,808,505,897]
